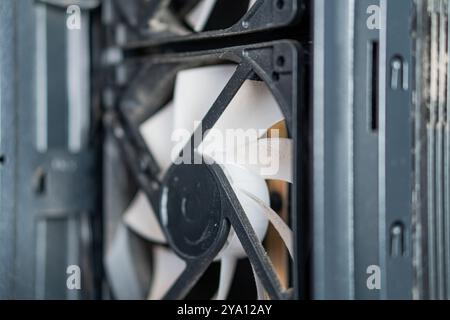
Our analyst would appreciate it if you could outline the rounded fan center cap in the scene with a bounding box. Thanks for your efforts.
[160,164,223,259]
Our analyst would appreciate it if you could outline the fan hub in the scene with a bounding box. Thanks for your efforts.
[160,163,224,259]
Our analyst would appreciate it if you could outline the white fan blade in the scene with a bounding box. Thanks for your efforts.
[210,80,283,152]
[217,164,269,259]
[172,65,236,155]
[105,224,152,299]
[148,246,186,300]
[124,192,166,244]
[214,138,293,183]
[239,188,294,258]
[187,0,257,32]
[199,77,284,155]
[172,65,283,157]
[223,163,270,205]
[214,257,237,300]
[140,102,174,174]
[186,0,218,32]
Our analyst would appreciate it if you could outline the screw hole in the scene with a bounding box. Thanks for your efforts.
[276,56,285,67]
[32,167,46,195]
[272,72,280,81]
[276,0,285,10]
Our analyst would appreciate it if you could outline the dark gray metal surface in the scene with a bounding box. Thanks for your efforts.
[0,0,101,299]
[313,0,414,299]
[353,0,381,300]
[380,0,414,299]
[313,0,356,299]
[0,0,18,298]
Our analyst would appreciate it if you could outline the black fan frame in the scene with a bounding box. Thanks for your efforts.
[103,0,309,300]
[107,39,308,300]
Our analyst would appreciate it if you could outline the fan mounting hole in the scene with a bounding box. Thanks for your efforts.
[277,56,285,67]
[272,72,280,81]
[276,0,285,10]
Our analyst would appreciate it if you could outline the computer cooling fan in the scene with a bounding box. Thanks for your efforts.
[104,0,306,300]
